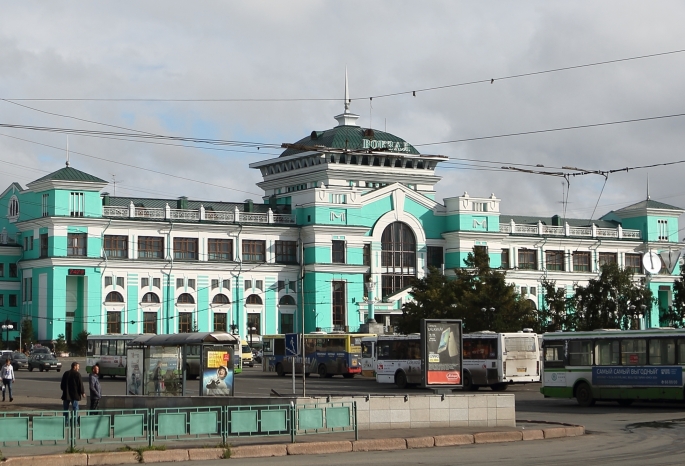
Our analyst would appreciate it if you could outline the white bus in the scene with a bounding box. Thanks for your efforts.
[360,336,377,378]
[375,334,422,389]
[462,331,540,391]
[86,334,140,377]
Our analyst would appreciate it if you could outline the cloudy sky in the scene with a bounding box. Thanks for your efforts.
[2,1,685,229]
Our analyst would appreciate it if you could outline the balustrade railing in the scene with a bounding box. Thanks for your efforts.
[500,221,641,239]
[102,205,295,225]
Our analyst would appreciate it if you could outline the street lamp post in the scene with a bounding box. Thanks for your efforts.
[480,307,495,331]
[248,326,256,347]
[2,319,14,350]
[365,277,377,323]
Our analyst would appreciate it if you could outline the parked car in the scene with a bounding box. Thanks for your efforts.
[9,352,28,371]
[28,353,62,372]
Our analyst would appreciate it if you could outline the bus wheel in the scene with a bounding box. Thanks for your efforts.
[395,371,408,389]
[491,383,508,392]
[617,399,634,407]
[462,373,477,391]
[575,382,595,407]
[318,364,328,378]
[342,374,354,379]
[276,363,285,377]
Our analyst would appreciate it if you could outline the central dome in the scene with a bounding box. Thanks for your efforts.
[280,126,421,158]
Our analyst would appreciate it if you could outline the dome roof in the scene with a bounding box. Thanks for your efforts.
[280,125,421,157]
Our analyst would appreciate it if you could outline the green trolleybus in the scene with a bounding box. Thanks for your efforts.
[541,329,685,407]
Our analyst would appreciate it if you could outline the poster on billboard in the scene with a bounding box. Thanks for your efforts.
[202,345,234,396]
[126,348,144,395]
[421,319,462,387]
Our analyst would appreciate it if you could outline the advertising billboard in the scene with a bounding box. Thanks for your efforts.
[201,345,235,396]
[421,319,462,387]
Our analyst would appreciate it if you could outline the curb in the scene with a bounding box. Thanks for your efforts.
[1,424,585,464]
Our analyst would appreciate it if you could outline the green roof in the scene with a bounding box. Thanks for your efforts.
[280,125,420,157]
[615,199,684,212]
[32,166,107,184]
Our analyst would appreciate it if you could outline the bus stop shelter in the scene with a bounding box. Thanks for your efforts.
[126,332,239,397]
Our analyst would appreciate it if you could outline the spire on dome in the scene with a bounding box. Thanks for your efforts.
[334,68,359,127]
[344,67,350,113]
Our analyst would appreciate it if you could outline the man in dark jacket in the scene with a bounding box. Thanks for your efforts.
[89,363,102,410]
[61,361,85,425]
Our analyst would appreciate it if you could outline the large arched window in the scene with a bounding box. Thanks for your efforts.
[8,196,19,219]
[212,293,230,305]
[279,295,295,306]
[245,294,262,305]
[142,292,160,304]
[105,291,124,303]
[381,222,416,297]
[178,293,195,304]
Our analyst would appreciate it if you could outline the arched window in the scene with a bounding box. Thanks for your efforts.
[178,293,195,304]
[279,295,296,306]
[245,294,262,305]
[381,222,416,297]
[8,196,19,218]
[212,293,230,305]
[105,291,124,303]
[142,292,160,304]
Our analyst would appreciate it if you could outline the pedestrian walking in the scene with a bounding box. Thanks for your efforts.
[89,363,102,410]
[61,361,85,425]
[1,358,15,402]
[153,360,163,395]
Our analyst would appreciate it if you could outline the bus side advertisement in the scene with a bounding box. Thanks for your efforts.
[592,366,683,386]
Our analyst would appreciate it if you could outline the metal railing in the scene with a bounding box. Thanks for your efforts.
[0,401,357,450]
[103,205,296,225]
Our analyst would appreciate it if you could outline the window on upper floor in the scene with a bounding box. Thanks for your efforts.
[142,292,160,304]
[178,293,195,305]
[7,196,19,220]
[8,294,17,307]
[517,249,537,270]
[208,238,232,261]
[332,240,346,264]
[246,294,262,305]
[427,246,444,269]
[176,278,184,289]
[153,278,160,288]
[116,276,125,288]
[67,233,87,256]
[104,235,128,259]
[187,279,196,290]
[105,276,113,287]
[212,294,230,305]
[141,277,149,288]
[363,243,371,266]
[0,264,4,277]
[573,252,591,272]
[255,280,263,291]
[244,279,252,290]
[658,219,669,241]
[173,238,198,260]
[381,222,416,297]
[279,295,296,306]
[545,250,565,271]
[105,291,124,303]
[9,264,17,278]
[211,279,219,290]
[107,311,121,334]
[500,249,510,270]
[275,240,298,264]
[70,192,84,217]
[599,252,617,268]
[138,236,164,259]
[42,194,49,217]
[242,240,265,262]
[40,234,48,258]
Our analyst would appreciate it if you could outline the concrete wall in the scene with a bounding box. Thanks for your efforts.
[299,394,515,430]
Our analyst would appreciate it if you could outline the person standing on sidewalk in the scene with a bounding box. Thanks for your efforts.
[89,363,102,410]
[1,358,15,402]
[61,361,85,425]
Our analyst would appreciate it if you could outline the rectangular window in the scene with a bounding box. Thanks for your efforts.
[141,277,149,288]
[0,295,3,306]
[153,278,160,288]
[625,253,642,274]
[0,264,3,277]
[500,249,510,269]
[621,339,647,365]
[427,246,444,269]
[530,286,536,296]
[104,235,128,259]
[222,279,230,289]
[106,311,121,334]
[67,233,87,256]
[208,239,233,261]
[176,278,184,289]
[70,192,84,217]
[255,280,263,291]
[332,240,346,264]
[649,339,675,365]
[116,276,125,288]
[138,236,164,259]
[178,313,192,333]
[23,277,32,302]
[332,281,346,330]
[363,244,371,266]
[213,313,227,332]
[40,234,48,257]
[187,279,195,290]
[24,237,28,251]
[9,264,17,278]
[105,276,113,287]
[518,249,537,270]
[244,280,252,290]
[42,194,49,217]
[173,237,198,260]
[9,295,17,307]
[275,240,298,264]
[599,252,617,268]
[658,219,669,241]
[331,193,347,204]
[242,240,266,262]
[211,279,219,290]
[143,312,157,334]
[280,313,294,334]
[545,250,565,271]
[597,340,620,365]
[278,280,285,291]
[289,280,296,292]
[568,340,593,366]
[573,252,591,272]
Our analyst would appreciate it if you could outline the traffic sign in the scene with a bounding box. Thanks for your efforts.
[285,333,299,356]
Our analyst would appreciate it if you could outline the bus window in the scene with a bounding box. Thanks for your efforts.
[274,338,285,356]
[304,338,315,354]
[117,340,126,356]
[100,340,109,355]
[505,337,536,352]
[649,339,675,365]
[542,344,565,368]
[568,340,592,366]
[361,341,373,359]
[406,340,421,360]
[87,340,94,356]
[597,340,619,365]
[464,338,497,359]
[621,339,646,365]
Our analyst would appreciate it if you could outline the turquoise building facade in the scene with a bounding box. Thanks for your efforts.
[0,99,683,345]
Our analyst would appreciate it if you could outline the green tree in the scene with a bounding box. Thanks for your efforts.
[55,334,68,353]
[665,264,685,327]
[20,319,34,349]
[72,330,90,356]
[398,248,536,334]
[571,263,653,331]
[538,279,574,332]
